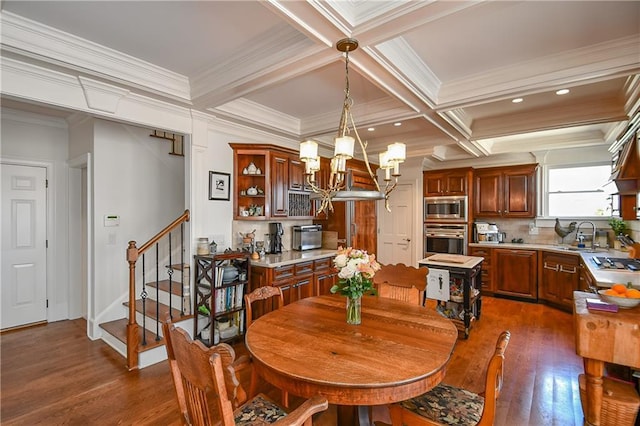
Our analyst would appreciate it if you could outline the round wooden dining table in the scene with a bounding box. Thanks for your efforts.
[244,294,458,425]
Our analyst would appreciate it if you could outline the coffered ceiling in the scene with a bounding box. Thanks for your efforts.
[2,1,639,165]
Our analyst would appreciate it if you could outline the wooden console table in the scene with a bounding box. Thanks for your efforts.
[573,291,640,425]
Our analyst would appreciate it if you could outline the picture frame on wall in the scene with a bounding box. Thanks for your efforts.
[209,171,230,201]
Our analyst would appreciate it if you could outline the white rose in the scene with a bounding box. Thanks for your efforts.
[334,254,348,268]
[338,263,356,280]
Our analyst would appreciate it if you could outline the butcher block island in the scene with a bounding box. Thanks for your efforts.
[419,253,484,338]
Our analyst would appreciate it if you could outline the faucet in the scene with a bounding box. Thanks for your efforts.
[576,221,596,250]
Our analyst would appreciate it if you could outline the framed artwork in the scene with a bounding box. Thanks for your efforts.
[209,171,230,201]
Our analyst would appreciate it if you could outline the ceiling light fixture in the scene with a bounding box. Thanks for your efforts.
[512,98,523,103]
[394,122,402,126]
[299,38,405,214]
[556,89,570,95]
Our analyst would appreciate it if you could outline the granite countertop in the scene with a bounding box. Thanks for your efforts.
[469,242,640,288]
[250,249,336,268]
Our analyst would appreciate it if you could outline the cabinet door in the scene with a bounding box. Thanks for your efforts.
[503,168,536,217]
[424,172,445,196]
[540,254,561,302]
[289,157,305,191]
[494,249,537,300]
[292,276,313,302]
[445,172,467,195]
[474,170,503,217]
[271,154,289,217]
[557,257,579,307]
[315,271,337,296]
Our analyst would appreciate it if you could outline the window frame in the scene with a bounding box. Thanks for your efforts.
[542,162,612,219]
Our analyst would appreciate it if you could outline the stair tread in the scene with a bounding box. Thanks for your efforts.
[99,318,165,352]
[147,279,186,296]
[125,299,192,321]
[168,263,189,271]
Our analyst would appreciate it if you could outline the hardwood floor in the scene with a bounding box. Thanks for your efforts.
[1,297,586,425]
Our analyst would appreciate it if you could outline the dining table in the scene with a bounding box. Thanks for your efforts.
[244,294,459,425]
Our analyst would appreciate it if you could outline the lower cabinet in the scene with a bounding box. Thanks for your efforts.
[494,248,538,300]
[250,257,337,307]
[579,257,597,291]
[468,247,494,293]
[539,251,579,311]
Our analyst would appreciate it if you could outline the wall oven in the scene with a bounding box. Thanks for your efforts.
[424,223,467,256]
[424,195,467,222]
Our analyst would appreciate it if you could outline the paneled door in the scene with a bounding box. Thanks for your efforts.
[377,183,414,265]
[1,164,47,329]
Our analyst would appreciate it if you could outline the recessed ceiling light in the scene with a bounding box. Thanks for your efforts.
[556,89,570,95]
[394,122,402,127]
[367,127,375,132]
[512,98,523,103]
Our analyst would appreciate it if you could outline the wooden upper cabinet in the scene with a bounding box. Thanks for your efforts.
[288,156,306,191]
[423,168,470,196]
[270,153,289,217]
[473,164,537,218]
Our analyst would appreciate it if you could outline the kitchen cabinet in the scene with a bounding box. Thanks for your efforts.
[579,257,597,291]
[270,153,289,217]
[539,251,579,311]
[193,252,250,346]
[250,256,336,306]
[230,143,312,219]
[316,159,377,254]
[468,246,494,293]
[494,248,537,300]
[423,167,471,196]
[473,164,537,218]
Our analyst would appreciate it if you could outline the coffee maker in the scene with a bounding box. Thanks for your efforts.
[268,222,284,254]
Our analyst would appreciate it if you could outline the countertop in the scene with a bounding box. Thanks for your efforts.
[249,249,336,268]
[469,242,640,288]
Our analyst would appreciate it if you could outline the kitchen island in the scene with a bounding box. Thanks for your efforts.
[249,249,338,305]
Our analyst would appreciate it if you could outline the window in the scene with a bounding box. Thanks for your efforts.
[547,164,611,217]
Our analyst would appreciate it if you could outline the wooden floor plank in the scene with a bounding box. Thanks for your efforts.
[0,297,587,425]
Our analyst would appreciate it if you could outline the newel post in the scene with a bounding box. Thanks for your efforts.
[126,240,140,370]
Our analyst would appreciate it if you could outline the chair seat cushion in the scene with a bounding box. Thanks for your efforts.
[234,394,288,425]
[399,382,484,426]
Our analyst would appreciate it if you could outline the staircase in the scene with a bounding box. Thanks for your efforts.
[99,210,192,370]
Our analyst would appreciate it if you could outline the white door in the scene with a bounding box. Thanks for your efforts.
[1,164,48,329]
[377,183,414,265]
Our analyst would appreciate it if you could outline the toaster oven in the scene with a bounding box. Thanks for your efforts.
[292,225,323,251]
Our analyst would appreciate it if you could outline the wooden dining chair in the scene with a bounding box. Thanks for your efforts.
[162,315,328,426]
[373,263,429,306]
[387,331,511,426]
[243,286,287,405]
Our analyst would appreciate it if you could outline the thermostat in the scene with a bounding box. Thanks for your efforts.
[104,215,120,227]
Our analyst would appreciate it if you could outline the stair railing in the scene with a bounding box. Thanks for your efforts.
[126,209,190,370]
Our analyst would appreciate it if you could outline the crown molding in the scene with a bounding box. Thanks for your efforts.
[1,107,68,129]
[1,11,191,101]
[211,98,300,136]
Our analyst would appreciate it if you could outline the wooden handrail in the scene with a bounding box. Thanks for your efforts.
[125,209,190,370]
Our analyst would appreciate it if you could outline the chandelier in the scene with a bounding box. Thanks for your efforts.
[299,38,406,214]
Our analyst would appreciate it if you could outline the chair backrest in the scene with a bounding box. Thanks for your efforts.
[244,286,284,328]
[163,315,246,426]
[478,330,511,426]
[373,263,429,306]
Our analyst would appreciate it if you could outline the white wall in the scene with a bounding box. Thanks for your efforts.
[91,119,185,325]
[1,108,71,322]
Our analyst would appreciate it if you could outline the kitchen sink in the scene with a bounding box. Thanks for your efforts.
[550,245,605,253]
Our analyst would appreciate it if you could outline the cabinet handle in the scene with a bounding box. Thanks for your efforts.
[543,262,559,271]
[560,266,577,274]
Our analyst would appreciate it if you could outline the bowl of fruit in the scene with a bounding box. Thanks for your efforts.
[598,283,640,309]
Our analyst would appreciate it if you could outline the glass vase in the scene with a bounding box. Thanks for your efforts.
[346,295,362,325]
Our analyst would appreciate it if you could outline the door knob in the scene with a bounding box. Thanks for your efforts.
[403,238,411,242]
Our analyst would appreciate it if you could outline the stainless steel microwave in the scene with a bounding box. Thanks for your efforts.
[424,195,467,222]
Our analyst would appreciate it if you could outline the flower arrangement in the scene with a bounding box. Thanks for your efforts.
[331,247,381,324]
